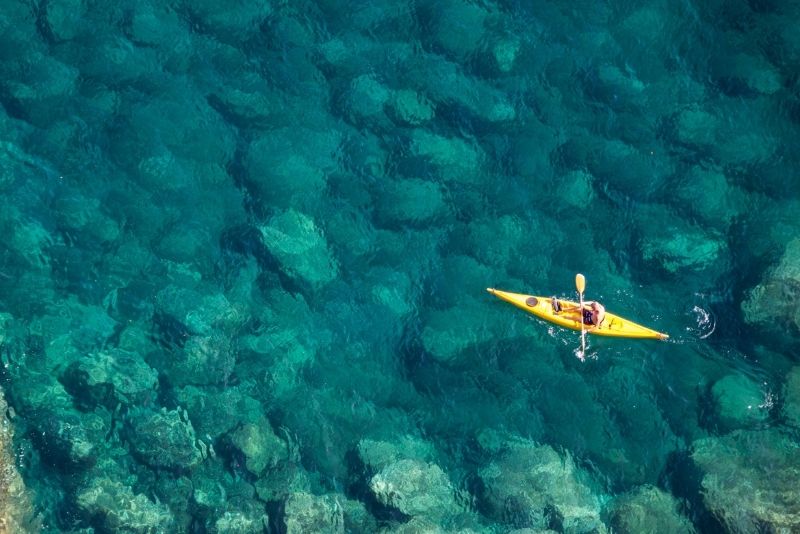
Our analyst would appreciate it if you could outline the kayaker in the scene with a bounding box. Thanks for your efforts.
[583,301,606,327]
[551,298,605,326]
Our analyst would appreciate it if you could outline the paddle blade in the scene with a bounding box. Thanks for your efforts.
[575,273,586,294]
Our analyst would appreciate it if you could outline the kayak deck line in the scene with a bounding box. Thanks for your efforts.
[487,288,669,340]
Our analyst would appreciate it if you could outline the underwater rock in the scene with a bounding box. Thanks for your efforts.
[611,5,674,81]
[154,220,225,267]
[387,89,435,126]
[639,218,726,275]
[124,408,204,471]
[282,492,344,534]
[44,0,87,41]
[209,73,289,128]
[258,209,339,290]
[691,429,800,532]
[0,388,37,532]
[76,479,174,533]
[365,267,416,319]
[189,460,267,533]
[119,89,236,176]
[708,374,769,432]
[421,301,495,365]
[715,119,778,169]
[53,193,121,246]
[341,498,378,533]
[674,166,747,231]
[478,438,607,532]
[583,63,647,111]
[127,2,187,52]
[742,238,800,335]
[176,385,263,440]
[0,205,55,271]
[224,418,287,477]
[463,215,529,270]
[30,407,106,469]
[593,365,680,486]
[1,52,79,127]
[167,332,237,387]
[340,130,388,181]
[378,517,450,533]
[402,53,516,124]
[605,485,695,534]
[431,255,494,307]
[710,48,783,96]
[586,138,671,199]
[374,178,447,227]
[357,436,436,473]
[369,459,460,521]
[155,286,242,338]
[11,371,72,416]
[61,349,158,409]
[211,508,269,534]
[409,129,483,184]
[676,104,720,147]
[425,0,490,61]
[340,74,392,126]
[152,475,194,532]
[783,366,800,428]
[254,463,312,503]
[491,36,521,73]
[554,170,595,211]
[183,0,271,43]
[245,126,340,210]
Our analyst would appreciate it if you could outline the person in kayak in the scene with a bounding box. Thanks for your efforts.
[583,301,606,327]
[551,298,605,326]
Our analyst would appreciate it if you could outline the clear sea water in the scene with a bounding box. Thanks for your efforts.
[1,1,799,532]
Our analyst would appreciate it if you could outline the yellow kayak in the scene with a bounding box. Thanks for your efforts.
[487,288,669,340]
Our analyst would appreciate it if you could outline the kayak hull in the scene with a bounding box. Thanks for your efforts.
[487,288,669,340]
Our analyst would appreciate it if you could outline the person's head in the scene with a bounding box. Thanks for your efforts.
[591,302,599,311]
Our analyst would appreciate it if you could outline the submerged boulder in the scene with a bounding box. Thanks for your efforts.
[742,238,800,335]
[124,408,204,471]
[258,209,339,290]
[374,177,447,227]
[282,492,344,534]
[357,436,436,473]
[605,485,694,534]
[707,374,770,432]
[387,89,435,125]
[691,429,800,532]
[76,479,174,533]
[61,349,158,409]
[224,418,287,477]
[369,459,460,522]
[211,508,269,534]
[183,0,271,43]
[176,385,263,440]
[783,366,800,429]
[0,388,36,532]
[479,439,607,532]
[639,221,726,275]
[408,129,483,184]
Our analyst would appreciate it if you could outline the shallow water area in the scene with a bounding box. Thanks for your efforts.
[1,0,800,532]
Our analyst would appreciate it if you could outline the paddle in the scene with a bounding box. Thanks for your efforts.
[575,273,586,356]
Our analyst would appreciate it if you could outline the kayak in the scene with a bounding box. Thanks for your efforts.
[486,288,669,340]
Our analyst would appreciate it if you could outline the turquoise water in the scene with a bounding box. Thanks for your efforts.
[1,0,800,532]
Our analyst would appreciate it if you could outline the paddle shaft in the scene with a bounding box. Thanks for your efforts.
[575,274,586,354]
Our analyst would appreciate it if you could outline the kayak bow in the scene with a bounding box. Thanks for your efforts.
[487,288,668,340]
